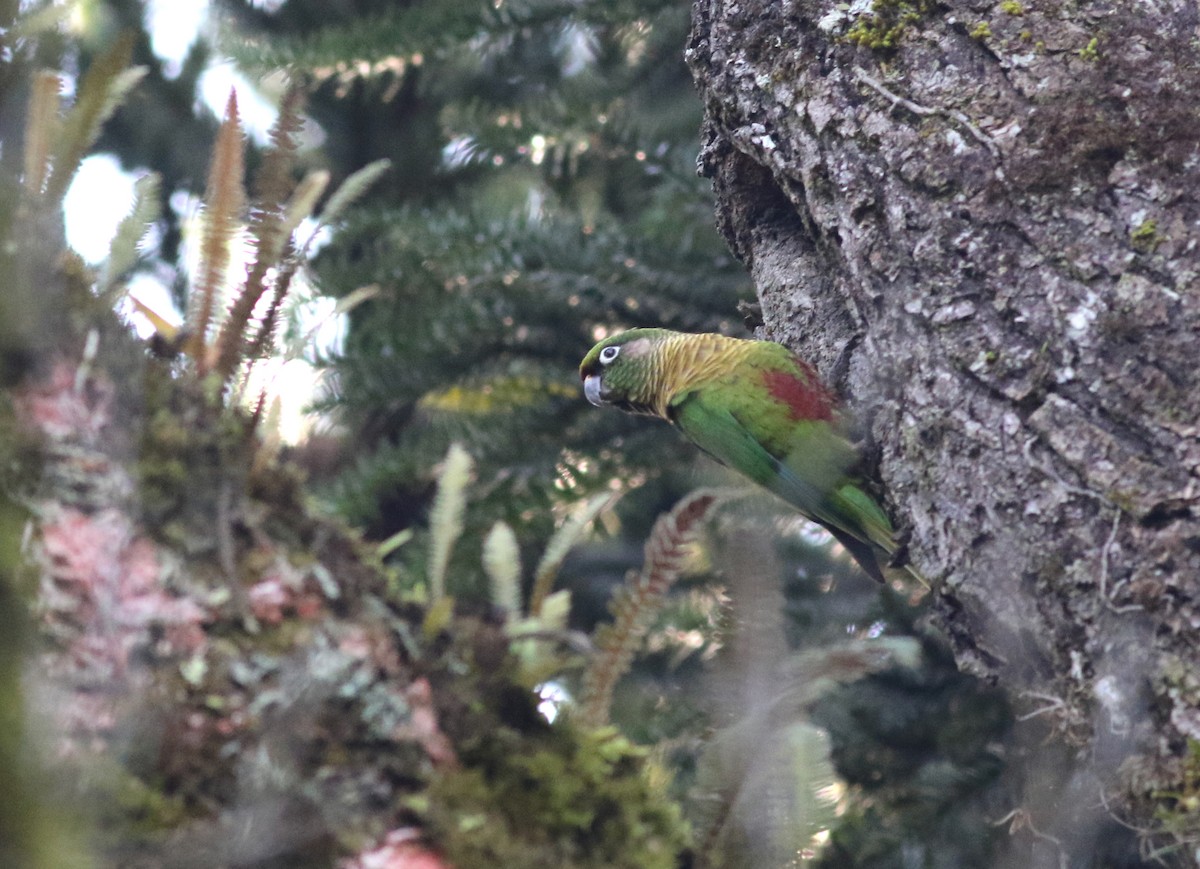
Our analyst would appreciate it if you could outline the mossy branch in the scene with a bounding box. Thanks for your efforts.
[578,490,718,728]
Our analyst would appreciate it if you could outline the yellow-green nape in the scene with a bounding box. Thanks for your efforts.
[579,328,672,375]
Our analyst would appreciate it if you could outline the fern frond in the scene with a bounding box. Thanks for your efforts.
[22,72,61,197]
[45,34,145,204]
[213,88,304,379]
[284,283,378,362]
[11,2,72,39]
[483,521,522,614]
[427,443,473,602]
[250,394,284,476]
[694,638,921,865]
[98,173,161,298]
[186,90,246,368]
[529,491,615,616]
[578,489,718,728]
[129,295,180,342]
[248,252,300,360]
[696,718,839,868]
[240,169,330,360]
[314,160,390,233]
[281,169,331,245]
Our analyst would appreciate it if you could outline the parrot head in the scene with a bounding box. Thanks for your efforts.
[579,328,671,416]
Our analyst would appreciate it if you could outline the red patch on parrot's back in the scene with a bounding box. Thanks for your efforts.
[761,367,834,421]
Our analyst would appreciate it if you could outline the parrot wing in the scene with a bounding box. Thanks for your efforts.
[670,389,893,581]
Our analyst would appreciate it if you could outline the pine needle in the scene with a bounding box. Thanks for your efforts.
[427,443,473,603]
[578,490,719,728]
[98,172,161,298]
[186,90,246,368]
[529,491,616,617]
[45,34,145,203]
[22,72,61,197]
[483,521,522,614]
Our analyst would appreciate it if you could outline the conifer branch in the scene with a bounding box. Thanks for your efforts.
[578,490,718,728]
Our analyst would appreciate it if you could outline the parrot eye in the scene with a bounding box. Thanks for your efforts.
[599,346,620,365]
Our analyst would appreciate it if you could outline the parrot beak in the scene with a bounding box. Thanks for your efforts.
[583,374,604,406]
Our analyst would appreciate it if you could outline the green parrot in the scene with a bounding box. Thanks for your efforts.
[580,328,913,583]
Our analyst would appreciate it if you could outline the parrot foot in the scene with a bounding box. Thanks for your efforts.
[887,526,913,569]
[737,300,763,330]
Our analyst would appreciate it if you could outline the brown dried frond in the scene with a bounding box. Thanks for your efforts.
[578,490,718,728]
[187,91,246,369]
[212,88,307,381]
[23,72,61,197]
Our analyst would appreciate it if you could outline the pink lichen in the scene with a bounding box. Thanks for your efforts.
[398,678,457,769]
[340,829,452,869]
[15,360,113,442]
[247,562,328,625]
[39,506,209,683]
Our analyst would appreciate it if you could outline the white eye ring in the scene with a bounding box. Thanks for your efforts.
[599,346,620,364]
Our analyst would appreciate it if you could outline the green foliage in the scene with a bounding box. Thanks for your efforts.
[1149,740,1200,862]
[97,172,160,298]
[424,724,690,869]
[580,490,718,727]
[213,0,749,567]
[219,0,684,73]
[810,631,1009,867]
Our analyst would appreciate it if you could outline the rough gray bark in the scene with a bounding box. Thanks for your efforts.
[688,0,1200,861]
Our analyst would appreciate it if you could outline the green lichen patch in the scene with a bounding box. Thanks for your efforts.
[1151,741,1200,860]
[1131,218,1161,251]
[843,0,934,50]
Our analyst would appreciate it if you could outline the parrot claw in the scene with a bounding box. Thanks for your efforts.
[887,526,913,569]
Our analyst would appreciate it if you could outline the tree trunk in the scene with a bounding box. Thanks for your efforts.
[687,0,1200,860]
